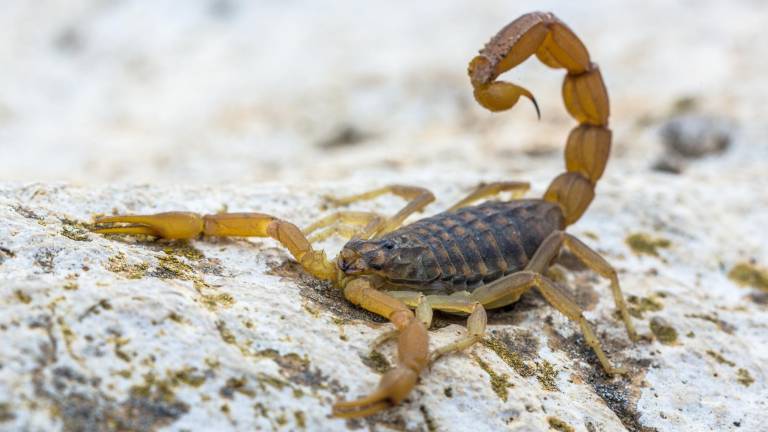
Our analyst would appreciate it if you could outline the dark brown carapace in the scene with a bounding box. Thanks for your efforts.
[92,11,637,419]
[340,200,564,291]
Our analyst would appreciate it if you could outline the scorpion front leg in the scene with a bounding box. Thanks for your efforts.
[302,211,384,243]
[324,185,435,237]
[333,278,429,418]
[92,212,337,281]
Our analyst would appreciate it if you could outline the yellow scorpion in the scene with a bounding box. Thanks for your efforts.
[93,12,636,418]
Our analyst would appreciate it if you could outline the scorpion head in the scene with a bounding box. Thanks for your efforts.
[338,237,439,284]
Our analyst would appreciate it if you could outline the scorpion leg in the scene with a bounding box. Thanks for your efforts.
[390,291,487,364]
[303,211,384,243]
[334,278,429,418]
[326,185,435,237]
[448,181,530,211]
[471,271,627,375]
[526,231,637,341]
[92,212,337,281]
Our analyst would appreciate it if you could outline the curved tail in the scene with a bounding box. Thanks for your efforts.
[468,12,610,226]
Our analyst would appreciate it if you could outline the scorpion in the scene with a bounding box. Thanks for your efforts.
[92,12,637,418]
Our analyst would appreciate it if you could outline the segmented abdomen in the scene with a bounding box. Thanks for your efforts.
[381,199,564,291]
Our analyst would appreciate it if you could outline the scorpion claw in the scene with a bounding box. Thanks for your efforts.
[332,366,418,418]
[91,212,204,239]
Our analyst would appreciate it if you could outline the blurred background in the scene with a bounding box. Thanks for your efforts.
[0,0,766,185]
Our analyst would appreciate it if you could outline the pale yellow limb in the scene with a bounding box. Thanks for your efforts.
[448,181,530,211]
[326,184,435,237]
[92,212,337,281]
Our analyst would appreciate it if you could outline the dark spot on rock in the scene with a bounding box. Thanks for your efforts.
[0,402,15,423]
[684,312,735,334]
[13,205,43,220]
[209,0,237,19]
[318,125,369,149]
[53,27,84,54]
[548,417,575,432]
[0,246,16,265]
[34,247,62,273]
[649,317,678,345]
[659,114,733,159]
[361,350,391,374]
[728,262,768,292]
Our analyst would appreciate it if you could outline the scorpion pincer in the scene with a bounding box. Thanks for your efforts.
[92,11,637,418]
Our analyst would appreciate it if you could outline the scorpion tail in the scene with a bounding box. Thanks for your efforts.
[469,12,611,226]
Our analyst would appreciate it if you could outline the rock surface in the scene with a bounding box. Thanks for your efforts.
[1,163,766,431]
[1,1,768,431]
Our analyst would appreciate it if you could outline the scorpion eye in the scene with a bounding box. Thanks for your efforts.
[381,240,395,250]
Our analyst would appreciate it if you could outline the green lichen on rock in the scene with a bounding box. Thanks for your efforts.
[220,376,255,398]
[200,292,235,309]
[736,368,754,387]
[548,416,575,432]
[154,254,196,280]
[728,262,768,291]
[14,289,31,304]
[106,253,149,279]
[625,233,671,257]
[627,294,664,319]
[361,350,391,374]
[472,354,512,402]
[706,350,735,367]
[482,337,535,377]
[60,218,91,242]
[162,242,205,261]
[650,317,678,345]
[535,360,558,391]
[216,320,238,345]
[0,403,15,423]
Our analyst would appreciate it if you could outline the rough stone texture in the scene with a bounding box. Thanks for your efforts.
[1,163,766,431]
[1,1,768,431]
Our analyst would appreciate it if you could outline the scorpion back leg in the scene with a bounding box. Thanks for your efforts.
[470,271,627,375]
[92,212,337,281]
[325,185,435,237]
[526,231,637,341]
[448,181,530,211]
[333,278,429,418]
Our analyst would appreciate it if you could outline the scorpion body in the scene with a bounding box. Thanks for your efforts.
[343,200,564,291]
[93,11,637,419]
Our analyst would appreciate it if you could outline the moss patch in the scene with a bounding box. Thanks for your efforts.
[106,253,149,279]
[472,354,512,402]
[625,233,671,257]
[15,289,31,304]
[706,350,735,367]
[0,403,15,423]
[536,360,558,391]
[361,350,391,374]
[736,368,754,387]
[728,262,768,291]
[60,218,92,242]
[627,294,664,319]
[482,337,535,377]
[548,417,575,432]
[649,317,678,345]
[200,293,235,310]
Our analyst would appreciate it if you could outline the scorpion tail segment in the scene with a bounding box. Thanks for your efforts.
[337,279,429,418]
[470,12,611,226]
